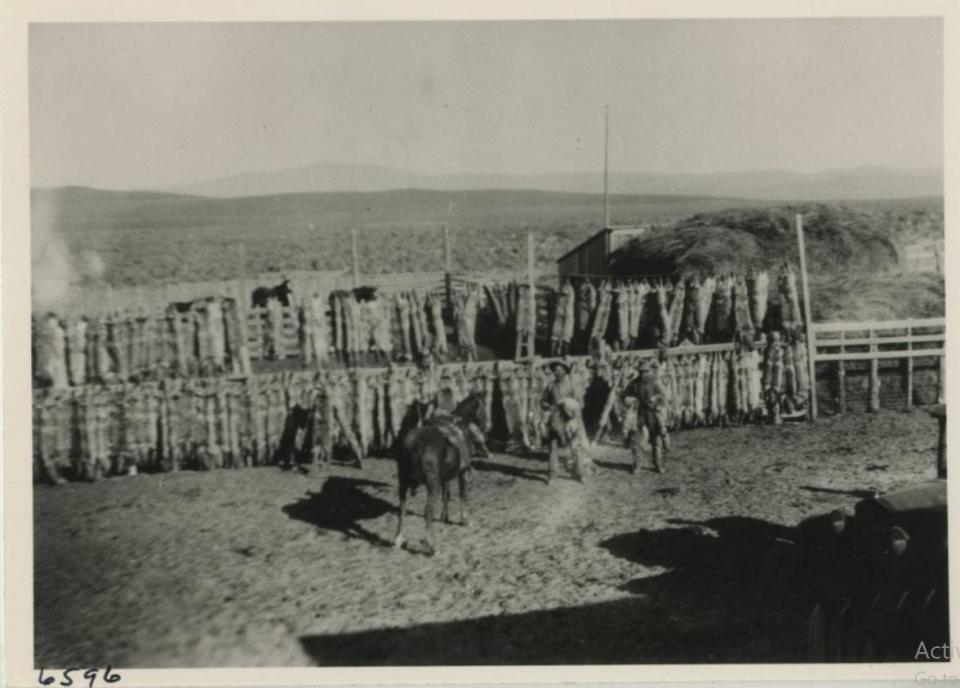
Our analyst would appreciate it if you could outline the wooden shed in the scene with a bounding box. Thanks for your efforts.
[556,226,651,280]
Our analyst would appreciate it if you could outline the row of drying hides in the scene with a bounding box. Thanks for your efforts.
[33,298,249,389]
[33,335,811,483]
[33,285,487,388]
[548,266,804,354]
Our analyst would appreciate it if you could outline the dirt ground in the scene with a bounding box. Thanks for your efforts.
[35,409,942,668]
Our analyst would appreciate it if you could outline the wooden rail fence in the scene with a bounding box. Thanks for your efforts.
[33,340,769,483]
[810,317,945,416]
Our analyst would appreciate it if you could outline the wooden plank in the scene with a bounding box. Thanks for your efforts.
[795,214,818,420]
[816,349,945,362]
[939,355,946,404]
[531,341,736,371]
[814,334,944,347]
[813,317,944,333]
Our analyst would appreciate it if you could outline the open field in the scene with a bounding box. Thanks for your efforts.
[35,408,940,667]
[33,187,942,286]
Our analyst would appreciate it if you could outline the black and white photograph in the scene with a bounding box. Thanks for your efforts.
[6,4,955,679]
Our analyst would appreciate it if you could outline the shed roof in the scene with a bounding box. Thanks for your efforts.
[555,225,652,264]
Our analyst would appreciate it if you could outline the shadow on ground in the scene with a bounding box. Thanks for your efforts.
[801,485,877,499]
[283,476,395,546]
[471,458,547,483]
[299,516,814,665]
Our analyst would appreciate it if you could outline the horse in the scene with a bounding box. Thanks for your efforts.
[352,286,379,302]
[393,391,488,555]
[169,295,216,314]
[251,279,293,308]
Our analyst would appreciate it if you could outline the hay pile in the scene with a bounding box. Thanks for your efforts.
[608,204,943,322]
[609,204,903,277]
[811,271,944,322]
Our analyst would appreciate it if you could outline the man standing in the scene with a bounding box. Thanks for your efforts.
[541,361,593,481]
[624,360,670,474]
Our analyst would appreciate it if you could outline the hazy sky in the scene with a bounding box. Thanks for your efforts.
[29,19,942,189]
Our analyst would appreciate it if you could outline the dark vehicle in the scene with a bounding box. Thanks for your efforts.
[769,479,948,661]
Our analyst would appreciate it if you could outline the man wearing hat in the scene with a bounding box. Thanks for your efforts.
[541,361,593,480]
[425,384,477,471]
[624,359,670,474]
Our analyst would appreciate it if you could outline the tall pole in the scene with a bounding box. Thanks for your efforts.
[527,229,536,359]
[236,242,251,375]
[603,105,611,229]
[351,226,359,289]
[443,225,453,318]
[796,213,818,420]
[443,225,451,274]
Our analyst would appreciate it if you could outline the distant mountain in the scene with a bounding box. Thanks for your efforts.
[162,162,943,201]
[165,162,423,198]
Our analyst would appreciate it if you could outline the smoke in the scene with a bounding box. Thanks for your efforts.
[31,195,106,311]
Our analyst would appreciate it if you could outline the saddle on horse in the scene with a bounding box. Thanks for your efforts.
[425,412,476,470]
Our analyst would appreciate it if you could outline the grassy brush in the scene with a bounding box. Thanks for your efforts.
[810,271,945,322]
[608,202,944,322]
[606,203,933,277]
[33,189,942,309]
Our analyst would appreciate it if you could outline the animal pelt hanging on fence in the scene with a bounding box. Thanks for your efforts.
[666,280,686,347]
[575,280,595,341]
[35,314,69,389]
[696,277,716,344]
[427,293,448,356]
[778,264,803,336]
[588,283,614,349]
[456,286,480,361]
[550,283,576,356]
[680,279,701,345]
[65,317,88,387]
[747,269,770,335]
[710,276,734,343]
[732,276,755,350]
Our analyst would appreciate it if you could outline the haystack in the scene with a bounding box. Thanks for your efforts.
[608,204,901,278]
[608,203,943,322]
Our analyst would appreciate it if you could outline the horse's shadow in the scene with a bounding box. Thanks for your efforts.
[283,476,396,547]
[471,457,547,483]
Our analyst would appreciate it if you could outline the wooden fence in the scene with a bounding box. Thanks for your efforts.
[810,317,945,416]
[34,340,779,483]
[33,267,552,318]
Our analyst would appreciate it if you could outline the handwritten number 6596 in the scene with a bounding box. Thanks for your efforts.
[38,667,121,687]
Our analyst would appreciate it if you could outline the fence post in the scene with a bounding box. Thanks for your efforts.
[795,214,818,420]
[443,225,453,319]
[301,297,313,367]
[237,245,253,376]
[939,353,946,405]
[906,324,913,409]
[527,229,536,360]
[868,328,880,412]
[837,330,846,414]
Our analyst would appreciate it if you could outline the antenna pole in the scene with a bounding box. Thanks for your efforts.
[351,226,360,289]
[603,105,610,229]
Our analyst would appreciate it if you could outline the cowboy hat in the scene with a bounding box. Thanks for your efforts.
[550,361,572,374]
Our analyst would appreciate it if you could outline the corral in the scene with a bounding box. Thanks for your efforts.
[35,409,940,666]
[31,200,947,667]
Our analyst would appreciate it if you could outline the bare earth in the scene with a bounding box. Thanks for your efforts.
[35,409,940,667]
